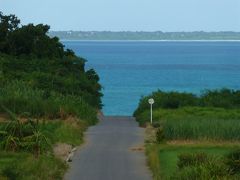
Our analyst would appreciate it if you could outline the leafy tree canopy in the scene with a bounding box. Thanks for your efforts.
[0,12,102,108]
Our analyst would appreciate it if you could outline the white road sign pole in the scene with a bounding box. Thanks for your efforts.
[150,103,153,124]
[148,98,154,124]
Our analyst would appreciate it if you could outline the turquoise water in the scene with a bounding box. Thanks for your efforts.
[63,41,240,115]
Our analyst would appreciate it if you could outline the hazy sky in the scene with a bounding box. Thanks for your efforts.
[1,0,240,31]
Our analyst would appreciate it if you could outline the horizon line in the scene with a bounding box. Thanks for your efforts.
[50,30,240,33]
[60,40,240,42]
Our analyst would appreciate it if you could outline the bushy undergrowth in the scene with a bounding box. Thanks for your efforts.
[0,107,87,153]
[171,151,240,180]
[134,89,240,117]
[0,107,51,157]
[146,144,240,180]
[177,152,215,169]
[0,152,67,180]
[40,119,87,146]
[0,112,87,179]
[225,149,240,175]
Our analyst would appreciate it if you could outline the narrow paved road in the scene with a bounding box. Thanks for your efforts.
[65,116,152,180]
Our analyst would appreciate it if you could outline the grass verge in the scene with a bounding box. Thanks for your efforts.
[146,143,240,180]
[0,117,87,179]
[0,151,67,180]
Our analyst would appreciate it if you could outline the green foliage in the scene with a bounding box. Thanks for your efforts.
[0,80,97,123]
[134,90,198,116]
[0,53,102,109]
[155,127,165,143]
[0,152,67,180]
[200,89,240,109]
[0,106,51,157]
[134,89,240,117]
[0,119,86,179]
[0,116,87,153]
[225,149,240,175]
[145,144,161,180]
[171,152,240,179]
[148,144,238,179]
[134,89,240,141]
[177,152,211,169]
[0,12,102,111]
[0,104,88,151]
[0,12,20,53]
[0,12,62,58]
[137,107,240,140]
[40,120,87,146]
[171,161,229,180]
[0,11,101,180]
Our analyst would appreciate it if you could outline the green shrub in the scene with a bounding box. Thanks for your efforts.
[171,164,230,180]
[225,149,240,174]
[1,154,67,180]
[152,122,161,128]
[1,162,19,180]
[155,127,165,143]
[134,89,240,119]
[134,90,198,116]
[177,152,210,169]
[52,121,85,146]
[0,107,51,156]
[172,153,229,180]
[201,89,240,108]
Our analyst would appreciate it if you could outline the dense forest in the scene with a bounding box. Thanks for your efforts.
[0,12,102,121]
[0,12,104,179]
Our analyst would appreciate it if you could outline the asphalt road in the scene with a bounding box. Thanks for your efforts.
[65,116,152,180]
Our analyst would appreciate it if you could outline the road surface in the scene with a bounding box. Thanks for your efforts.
[65,116,152,180]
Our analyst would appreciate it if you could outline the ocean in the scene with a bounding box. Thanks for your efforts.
[63,41,240,115]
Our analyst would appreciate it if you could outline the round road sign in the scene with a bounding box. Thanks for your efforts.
[148,98,154,105]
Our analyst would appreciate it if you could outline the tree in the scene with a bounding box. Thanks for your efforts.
[0,12,103,108]
[0,12,20,52]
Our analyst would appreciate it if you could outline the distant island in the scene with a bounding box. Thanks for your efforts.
[49,31,240,40]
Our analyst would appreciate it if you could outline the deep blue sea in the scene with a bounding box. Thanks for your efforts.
[63,41,240,115]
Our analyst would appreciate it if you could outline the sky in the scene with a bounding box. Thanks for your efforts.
[1,0,240,32]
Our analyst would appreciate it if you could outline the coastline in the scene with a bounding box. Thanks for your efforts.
[60,39,240,42]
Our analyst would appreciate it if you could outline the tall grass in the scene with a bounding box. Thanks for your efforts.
[39,120,86,146]
[0,80,97,124]
[145,144,161,180]
[0,118,86,179]
[0,152,67,180]
[137,107,240,141]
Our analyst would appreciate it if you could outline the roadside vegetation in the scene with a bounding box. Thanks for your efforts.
[0,12,102,179]
[138,107,240,141]
[134,89,240,179]
[146,144,240,179]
